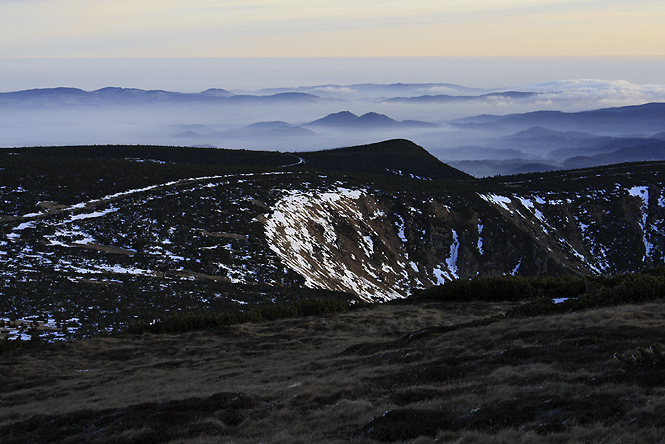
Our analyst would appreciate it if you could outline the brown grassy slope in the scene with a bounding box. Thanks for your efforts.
[0,301,664,443]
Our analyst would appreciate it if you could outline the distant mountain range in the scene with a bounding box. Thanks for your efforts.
[235,82,492,99]
[385,91,539,104]
[454,102,665,134]
[563,141,665,169]
[171,111,439,141]
[0,87,326,107]
[505,126,599,140]
[3,84,665,178]
[173,121,316,140]
[0,83,539,107]
[449,136,665,177]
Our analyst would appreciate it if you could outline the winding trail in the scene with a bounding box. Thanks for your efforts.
[280,153,306,168]
[2,171,294,230]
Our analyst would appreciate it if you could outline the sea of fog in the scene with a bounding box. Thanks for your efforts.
[1,57,665,177]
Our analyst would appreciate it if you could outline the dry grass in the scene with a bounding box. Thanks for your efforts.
[1,300,664,443]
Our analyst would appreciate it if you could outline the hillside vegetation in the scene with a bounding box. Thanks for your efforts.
[1,296,664,443]
[2,141,665,340]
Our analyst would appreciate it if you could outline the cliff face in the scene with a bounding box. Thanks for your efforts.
[263,181,665,302]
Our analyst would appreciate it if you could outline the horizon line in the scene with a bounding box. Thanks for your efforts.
[3,55,665,60]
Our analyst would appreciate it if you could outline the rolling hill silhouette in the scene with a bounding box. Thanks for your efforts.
[305,111,436,129]
[297,139,472,180]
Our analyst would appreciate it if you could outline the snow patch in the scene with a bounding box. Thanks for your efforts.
[628,186,653,260]
[446,230,459,279]
[66,207,119,222]
[511,260,521,276]
[264,186,407,301]
[396,216,408,244]
[14,221,36,231]
[362,235,374,256]
[477,223,484,255]
[432,267,448,285]
[480,193,513,213]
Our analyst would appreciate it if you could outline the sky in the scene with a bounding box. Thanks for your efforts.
[1,0,664,58]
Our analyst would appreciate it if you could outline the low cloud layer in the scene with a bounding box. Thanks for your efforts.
[2,79,665,178]
[514,79,665,109]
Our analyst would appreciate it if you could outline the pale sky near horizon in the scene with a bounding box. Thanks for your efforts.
[1,0,664,58]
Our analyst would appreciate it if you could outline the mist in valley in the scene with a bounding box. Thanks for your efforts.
[2,75,665,177]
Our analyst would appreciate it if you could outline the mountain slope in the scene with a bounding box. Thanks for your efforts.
[1,142,664,338]
[262,161,665,300]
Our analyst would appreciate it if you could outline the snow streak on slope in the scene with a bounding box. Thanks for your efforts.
[265,180,665,300]
[628,186,653,260]
[479,182,665,273]
[479,192,608,273]
[477,222,484,255]
[263,187,464,301]
[265,187,403,301]
[446,230,460,279]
